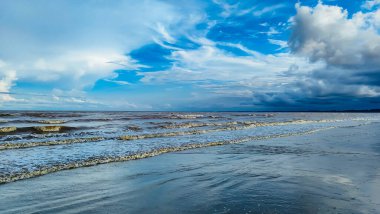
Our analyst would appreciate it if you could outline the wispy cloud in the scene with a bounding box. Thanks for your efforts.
[268,39,288,50]
[253,4,286,17]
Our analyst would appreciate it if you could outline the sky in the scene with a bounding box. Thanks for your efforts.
[0,0,380,111]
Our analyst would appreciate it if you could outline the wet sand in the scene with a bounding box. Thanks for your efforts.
[1,122,380,214]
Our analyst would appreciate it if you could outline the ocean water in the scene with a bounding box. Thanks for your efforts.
[0,111,380,184]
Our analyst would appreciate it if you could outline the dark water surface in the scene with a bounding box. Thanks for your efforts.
[0,112,380,213]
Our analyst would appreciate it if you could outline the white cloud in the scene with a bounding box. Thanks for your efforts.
[262,27,281,36]
[212,0,239,18]
[154,23,176,44]
[0,61,17,102]
[289,2,380,70]
[11,51,131,89]
[0,73,17,102]
[213,1,286,18]
[287,2,380,100]
[268,39,288,50]
[141,40,323,97]
[252,4,286,17]
[103,79,131,86]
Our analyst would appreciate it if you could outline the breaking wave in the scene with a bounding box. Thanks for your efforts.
[0,127,332,184]
[0,119,344,150]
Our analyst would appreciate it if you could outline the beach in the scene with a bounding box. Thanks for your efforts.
[1,0,380,213]
[1,119,379,213]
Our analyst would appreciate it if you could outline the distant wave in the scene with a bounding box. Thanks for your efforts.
[119,119,343,140]
[0,113,16,117]
[0,126,78,135]
[232,113,276,117]
[21,112,83,118]
[150,119,344,130]
[37,120,66,124]
[0,119,66,124]
[68,118,115,122]
[0,137,105,150]
[125,125,143,131]
[0,127,17,133]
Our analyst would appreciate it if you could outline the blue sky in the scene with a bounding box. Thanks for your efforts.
[0,0,380,111]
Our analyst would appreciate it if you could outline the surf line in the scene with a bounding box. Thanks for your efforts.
[0,119,343,150]
[0,126,335,184]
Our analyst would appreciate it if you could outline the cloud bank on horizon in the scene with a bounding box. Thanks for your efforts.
[0,0,379,110]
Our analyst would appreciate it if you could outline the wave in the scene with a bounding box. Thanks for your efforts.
[152,121,238,129]
[152,119,343,130]
[169,114,204,119]
[0,113,16,117]
[0,129,216,150]
[126,125,143,131]
[21,112,83,118]
[0,127,17,133]
[0,119,346,150]
[119,129,211,140]
[233,113,276,117]
[33,126,75,132]
[0,137,105,150]
[0,126,77,135]
[134,114,206,120]
[69,118,114,123]
[37,120,66,124]
[0,119,66,124]
[0,127,334,184]
[119,121,317,140]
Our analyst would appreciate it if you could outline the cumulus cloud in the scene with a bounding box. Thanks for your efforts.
[286,2,380,106]
[290,2,380,70]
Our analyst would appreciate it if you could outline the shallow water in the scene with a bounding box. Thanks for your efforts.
[0,112,379,184]
[0,121,379,213]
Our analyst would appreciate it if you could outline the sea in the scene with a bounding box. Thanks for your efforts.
[1,111,380,213]
[1,111,379,184]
